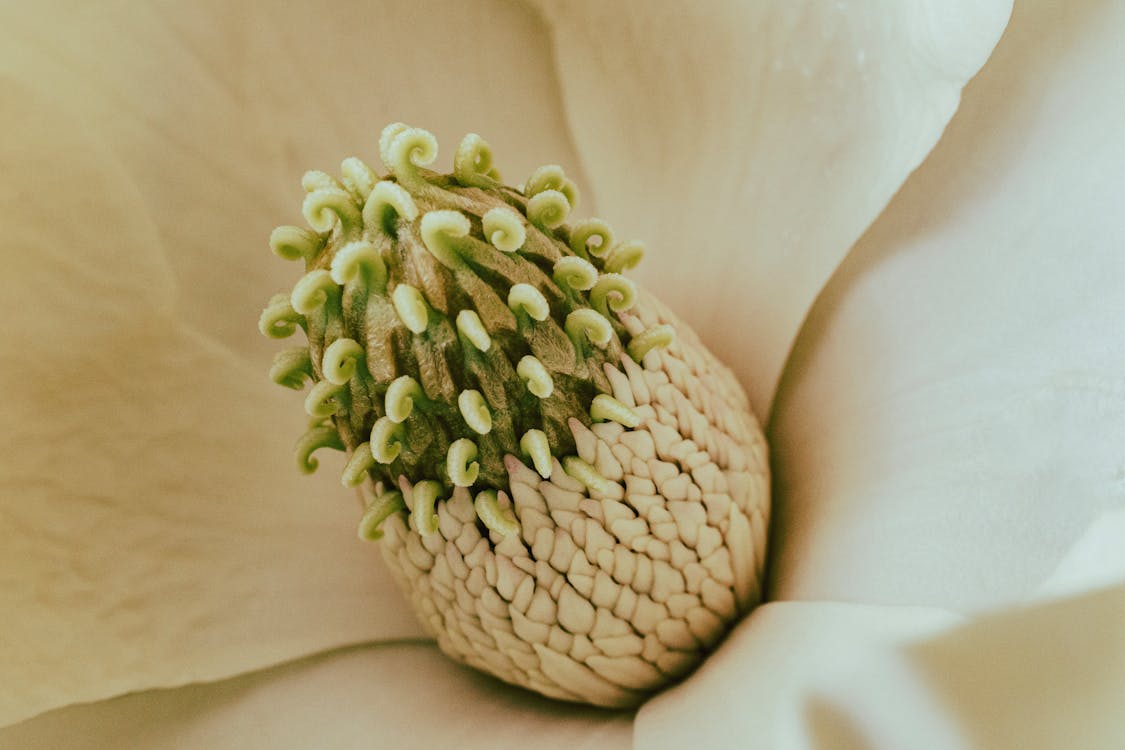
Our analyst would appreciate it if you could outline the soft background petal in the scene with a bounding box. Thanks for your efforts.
[637,585,1125,750]
[770,0,1125,612]
[636,601,962,750]
[0,0,592,726]
[0,0,589,367]
[531,0,1012,416]
[0,80,420,725]
[0,643,632,750]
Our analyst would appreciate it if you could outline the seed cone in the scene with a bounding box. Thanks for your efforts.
[261,124,770,707]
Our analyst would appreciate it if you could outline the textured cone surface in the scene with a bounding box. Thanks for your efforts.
[261,125,770,706]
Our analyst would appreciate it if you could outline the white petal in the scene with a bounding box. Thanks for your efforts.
[0,78,423,727]
[0,0,589,726]
[635,601,962,750]
[802,585,1125,749]
[640,588,1125,749]
[770,2,1125,611]
[0,643,634,749]
[0,0,586,364]
[532,0,1011,415]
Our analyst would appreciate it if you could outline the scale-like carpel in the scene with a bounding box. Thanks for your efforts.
[262,124,670,540]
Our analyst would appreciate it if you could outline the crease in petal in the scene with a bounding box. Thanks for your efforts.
[635,600,962,750]
[0,0,589,369]
[0,643,634,750]
[530,0,1012,416]
[0,76,423,728]
[770,0,1125,613]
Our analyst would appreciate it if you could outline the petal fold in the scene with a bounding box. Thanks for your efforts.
[0,643,634,749]
[771,0,1125,612]
[0,76,420,727]
[531,0,1012,415]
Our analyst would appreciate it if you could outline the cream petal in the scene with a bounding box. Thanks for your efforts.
[770,2,1125,611]
[639,587,1125,749]
[801,584,1125,750]
[635,601,962,750]
[531,0,1012,415]
[0,643,634,749]
[0,0,585,366]
[0,79,422,727]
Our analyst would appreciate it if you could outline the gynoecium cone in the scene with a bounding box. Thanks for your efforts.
[260,124,770,707]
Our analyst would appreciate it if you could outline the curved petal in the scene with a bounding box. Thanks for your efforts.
[635,601,962,749]
[770,1,1125,611]
[531,0,1012,415]
[1,0,592,727]
[0,80,424,726]
[0,0,587,365]
[0,643,633,749]
[639,587,1125,749]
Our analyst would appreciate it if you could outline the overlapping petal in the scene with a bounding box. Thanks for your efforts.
[0,81,422,726]
[0,0,590,727]
[770,0,1125,612]
[531,0,1012,415]
[0,643,633,749]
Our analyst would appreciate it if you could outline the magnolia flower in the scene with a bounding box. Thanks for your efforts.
[2,2,1123,749]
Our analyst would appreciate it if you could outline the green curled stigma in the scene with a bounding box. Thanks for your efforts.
[553,256,598,292]
[420,210,470,269]
[604,240,645,273]
[590,273,637,316]
[526,164,579,209]
[331,241,387,290]
[411,480,442,536]
[516,355,553,398]
[291,270,339,316]
[296,423,345,474]
[342,443,377,487]
[627,324,675,362]
[269,347,312,390]
[386,375,424,423]
[259,294,305,339]
[474,489,519,537]
[590,393,640,428]
[305,379,346,418]
[303,186,362,234]
[447,438,480,487]
[458,389,493,435]
[566,309,613,350]
[508,283,550,322]
[391,284,429,333]
[364,180,418,235]
[262,122,671,543]
[302,170,339,193]
[569,219,614,260]
[383,125,438,187]
[520,429,553,479]
[454,133,500,188]
[358,490,406,541]
[270,225,323,264]
[482,207,525,252]
[527,189,570,230]
[456,310,491,352]
[562,455,617,497]
[371,417,405,464]
[323,338,363,385]
[340,157,378,202]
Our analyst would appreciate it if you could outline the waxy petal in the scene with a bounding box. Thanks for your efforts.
[534,0,1012,415]
[0,82,425,726]
[0,643,634,749]
[770,2,1125,611]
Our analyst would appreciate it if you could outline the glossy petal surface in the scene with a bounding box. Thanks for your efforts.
[771,0,1125,612]
[533,0,1012,414]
